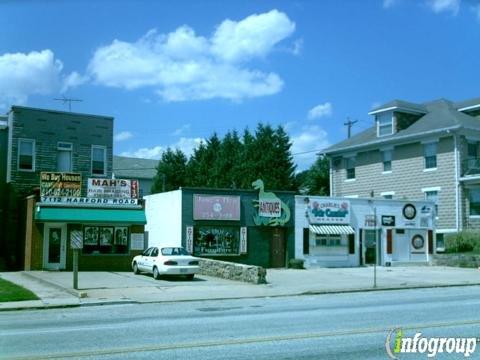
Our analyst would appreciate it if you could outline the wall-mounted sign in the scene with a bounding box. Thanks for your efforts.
[186,226,194,253]
[87,179,139,199]
[40,196,139,207]
[240,227,247,254]
[403,203,417,220]
[306,199,350,225]
[130,233,145,250]
[194,226,240,256]
[381,215,395,227]
[252,179,290,226]
[40,172,81,197]
[364,215,377,227]
[193,195,241,221]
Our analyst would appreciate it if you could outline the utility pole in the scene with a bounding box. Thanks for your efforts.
[344,118,358,139]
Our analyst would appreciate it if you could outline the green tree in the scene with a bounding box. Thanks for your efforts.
[215,130,243,188]
[301,155,330,195]
[151,148,187,193]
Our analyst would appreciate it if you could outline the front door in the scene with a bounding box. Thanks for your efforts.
[270,228,286,268]
[43,224,67,270]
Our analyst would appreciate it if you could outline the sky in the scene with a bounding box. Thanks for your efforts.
[1,0,479,170]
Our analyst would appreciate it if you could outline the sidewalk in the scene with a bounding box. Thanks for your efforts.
[1,266,479,311]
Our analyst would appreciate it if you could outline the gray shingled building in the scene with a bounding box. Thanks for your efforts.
[112,156,158,197]
[323,97,480,249]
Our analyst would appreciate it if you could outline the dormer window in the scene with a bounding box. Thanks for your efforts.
[376,112,394,137]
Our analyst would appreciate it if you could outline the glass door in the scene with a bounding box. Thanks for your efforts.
[43,224,67,270]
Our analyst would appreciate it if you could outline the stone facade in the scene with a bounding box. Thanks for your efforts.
[433,254,480,268]
[199,258,267,284]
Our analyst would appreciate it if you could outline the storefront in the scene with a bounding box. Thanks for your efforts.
[23,172,146,271]
[144,180,295,268]
[295,196,436,267]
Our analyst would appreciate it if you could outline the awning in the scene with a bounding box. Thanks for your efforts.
[309,225,355,235]
[35,207,146,225]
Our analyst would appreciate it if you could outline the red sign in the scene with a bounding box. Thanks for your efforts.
[193,195,241,221]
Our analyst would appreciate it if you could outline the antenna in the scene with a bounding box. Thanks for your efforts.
[54,95,83,112]
[344,117,358,139]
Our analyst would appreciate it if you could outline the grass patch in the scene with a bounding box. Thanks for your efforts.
[0,277,39,302]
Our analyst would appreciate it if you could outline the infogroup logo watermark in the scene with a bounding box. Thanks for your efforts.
[385,328,478,359]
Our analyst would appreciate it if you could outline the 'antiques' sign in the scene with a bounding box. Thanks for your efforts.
[193,195,241,221]
[40,172,81,197]
[306,199,350,224]
[259,199,281,218]
[252,179,291,226]
[87,178,139,199]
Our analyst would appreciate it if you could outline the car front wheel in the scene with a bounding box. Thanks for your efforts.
[153,266,161,280]
[133,262,139,275]
[186,274,194,280]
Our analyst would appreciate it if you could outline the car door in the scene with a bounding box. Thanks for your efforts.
[138,248,152,271]
[143,247,159,273]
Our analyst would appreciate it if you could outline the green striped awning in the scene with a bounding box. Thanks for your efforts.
[35,207,146,225]
[309,225,355,235]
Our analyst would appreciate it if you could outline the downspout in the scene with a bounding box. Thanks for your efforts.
[453,132,460,232]
[329,157,333,197]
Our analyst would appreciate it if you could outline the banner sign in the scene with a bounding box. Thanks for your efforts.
[87,178,139,199]
[307,199,350,224]
[240,227,247,254]
[40,172,81,197]
[40,196,139,206]
[194,226,240,256]
[186,226,194,253]
[259,199,281,218]
[193,195,241,221]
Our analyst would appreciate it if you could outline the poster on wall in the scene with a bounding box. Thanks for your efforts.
[194,226,240,256]
[306,199,350,224]
[87,179,139,199]
[99,227,114,246]
[114,227,128,245]
[84,226,99,245]
[40,172,81,197]
[193,195,241,221]
[130,233,145,250]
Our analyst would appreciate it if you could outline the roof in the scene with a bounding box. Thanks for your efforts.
[10,105,113,121]
[113,156,159,180]
[369,99,427,115]
[454,97,480,111]
[325,98,480,155]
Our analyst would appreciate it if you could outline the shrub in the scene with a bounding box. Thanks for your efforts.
[288,258,305,269]
[444,231,480,253]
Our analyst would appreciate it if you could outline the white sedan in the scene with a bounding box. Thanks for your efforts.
[132,247,200,280]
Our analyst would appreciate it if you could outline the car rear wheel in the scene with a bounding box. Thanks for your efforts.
[133,262,139,275]
[186,274,194,280]
[153,266,161,280]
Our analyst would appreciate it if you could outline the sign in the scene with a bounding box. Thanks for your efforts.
[70,230,83,249]
[193,195,241,221]
[40,196,139,207]
[87,178,139,199]
[259,199,281,218]
[381,215,396,227]
[403,203,417,220]
[194,226,240,256]
[40,172,81,197]
[306,199,350,224]
[365,215,377,227]
[186,226,194,253]
[240,227,247,254]
[130,233,145,250]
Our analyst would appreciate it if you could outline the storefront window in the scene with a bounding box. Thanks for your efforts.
[310,234,347,255]
[469,188,480,216]
[194,226,240,256]
[82,226,129,254]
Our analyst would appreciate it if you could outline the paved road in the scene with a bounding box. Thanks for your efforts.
[1,286,480,359]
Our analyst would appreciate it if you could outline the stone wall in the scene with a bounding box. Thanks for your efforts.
[433,254,480,268]
[199,258,267,284]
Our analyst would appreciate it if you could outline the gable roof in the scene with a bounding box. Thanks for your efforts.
[324,98,480,155]
[113,156,158,179]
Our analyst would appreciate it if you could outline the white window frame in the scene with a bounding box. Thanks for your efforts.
[57,142,73,172]
[468,187,480,218]
[380,191,395,199]
[382,149,393,173]
[345,157,356,181]
[422,186,441,218]
[91,145,107,176]
[423,142,438,171]
[376,112,394,137]
[17,138,35,172]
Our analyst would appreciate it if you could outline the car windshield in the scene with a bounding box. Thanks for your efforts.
[161,247,189,256]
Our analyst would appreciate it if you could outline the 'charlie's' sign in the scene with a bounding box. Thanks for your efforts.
[307,199,350,224]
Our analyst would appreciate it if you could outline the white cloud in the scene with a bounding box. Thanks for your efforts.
[427,0,461,15]
[211,9,295,63]
[307,102,332,120]
[291,38,303,55]
[383,0,400,8]
[171,124,191,136]
[0,50,64,107]
[120,136,204,159]
[87,9,294,102]
[472,4,480,21]
[114,131,133,142]
[291,125,330,171]
[61,71,88,93]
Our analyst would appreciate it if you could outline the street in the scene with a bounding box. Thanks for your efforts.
[1,286,480,359]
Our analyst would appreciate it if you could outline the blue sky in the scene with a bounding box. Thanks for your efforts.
[1,0,479,170]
